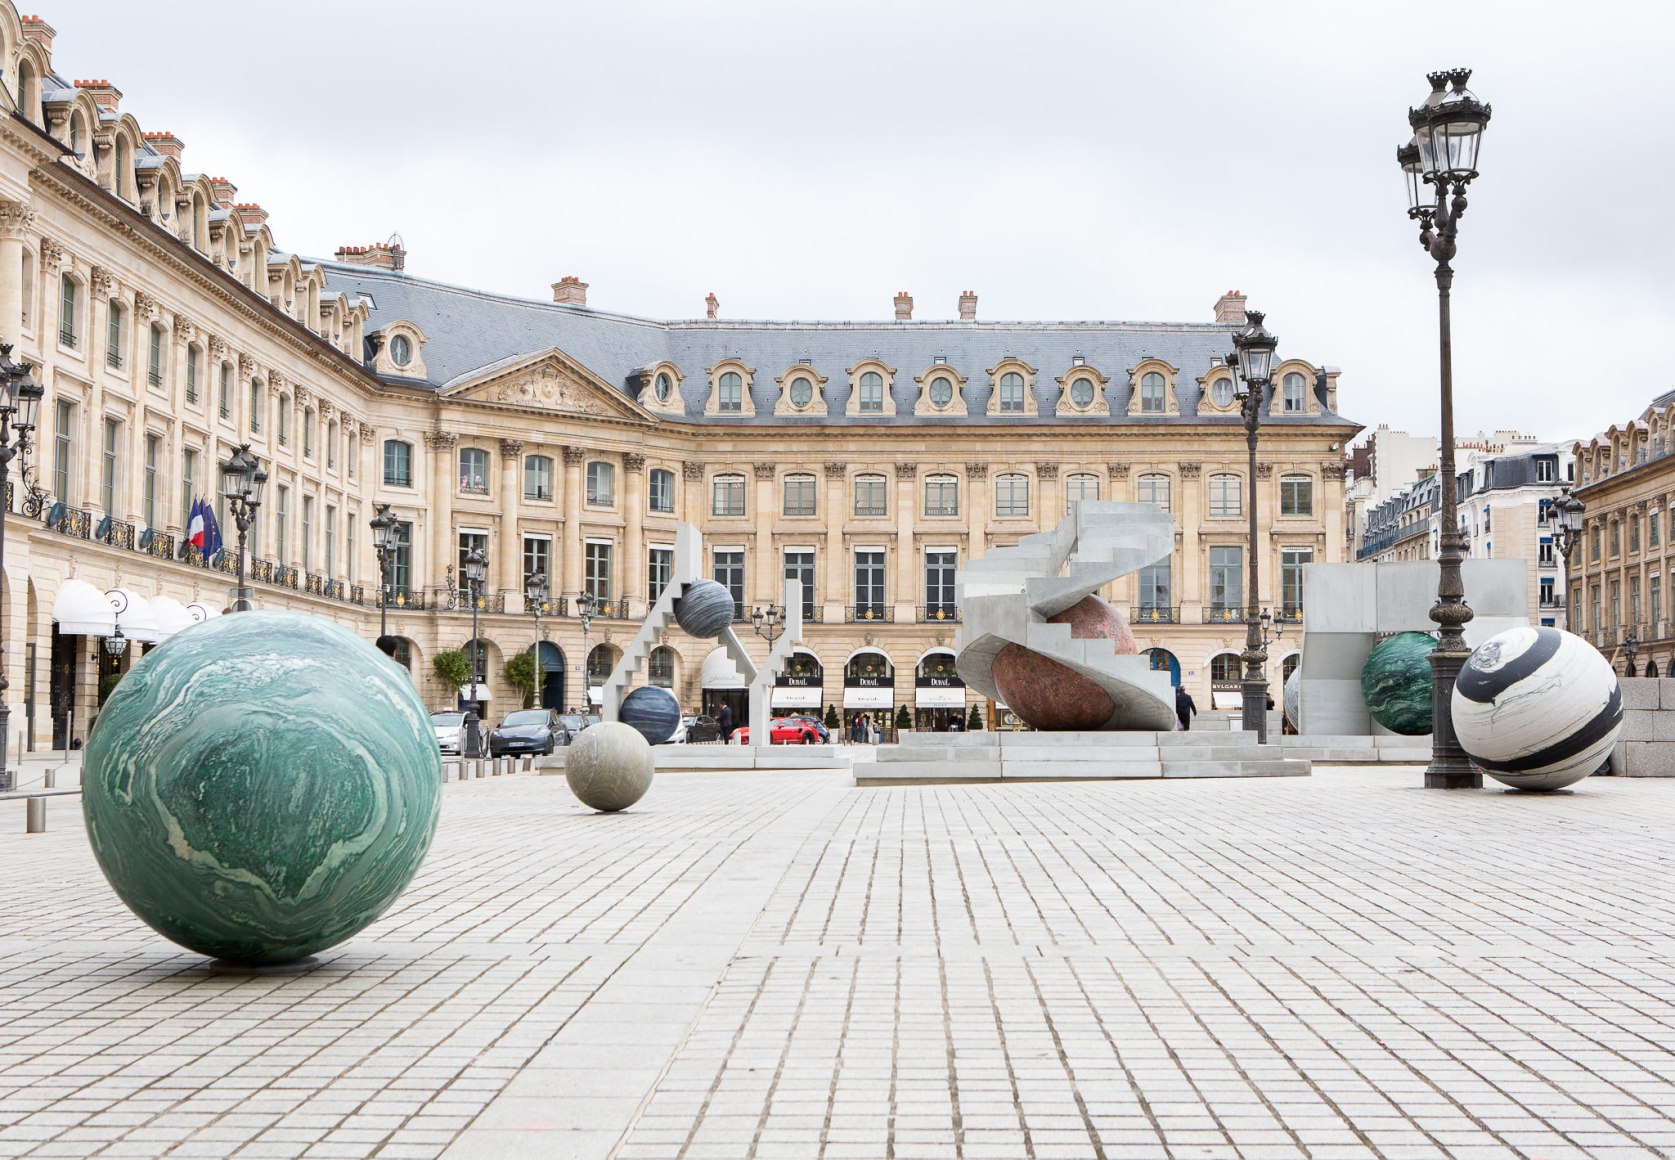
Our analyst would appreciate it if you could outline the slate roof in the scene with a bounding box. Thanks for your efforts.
[311,261,1360,428]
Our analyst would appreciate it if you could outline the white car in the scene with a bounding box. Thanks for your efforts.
[431,711,465,755]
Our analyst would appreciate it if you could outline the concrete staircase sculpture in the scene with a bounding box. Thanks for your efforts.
[956,500,1178,732]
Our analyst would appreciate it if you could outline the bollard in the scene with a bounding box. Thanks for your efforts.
[26,797,45,833]
[44,768,56,789]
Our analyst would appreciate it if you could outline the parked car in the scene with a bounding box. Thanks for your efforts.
[431,710,465,755]
[784,714,830,743]
[487,709,569,757]
[734,718,822,745]
[681,714,721,744]
[557,714,589,741]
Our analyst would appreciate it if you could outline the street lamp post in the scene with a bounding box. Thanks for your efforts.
[1399,67,1492,789]
[219,443,268,613]
[1229,312,1277,742]
[575,590,598,710]
[751,602,784,648]
[463,548,487,717]
[0,345,44,786]
[525,570,548,708]
[1551,488,1585,634]
[370,504,399,639]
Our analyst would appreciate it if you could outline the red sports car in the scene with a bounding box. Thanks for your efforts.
[732,718,821,745]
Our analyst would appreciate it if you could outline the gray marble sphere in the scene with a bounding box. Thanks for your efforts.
[565,721,655,812]
[674,579,735,639]
[1283,665,1301,732]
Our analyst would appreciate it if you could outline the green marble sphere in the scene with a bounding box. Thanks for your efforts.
[82,611,443,964]
[1361,631,1438,736]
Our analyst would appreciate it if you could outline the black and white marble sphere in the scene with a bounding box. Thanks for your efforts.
[674,579,735,639]
[1452,626,1622,791]
[565,721,655,812]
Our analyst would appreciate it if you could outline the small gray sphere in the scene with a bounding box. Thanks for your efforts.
[565,721,654,812]
[674,579,735,639]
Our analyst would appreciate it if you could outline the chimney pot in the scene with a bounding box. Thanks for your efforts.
[958,290,978,321]
[894,291,913,321]
[1213,289,1248,326]
[335,239,407,272]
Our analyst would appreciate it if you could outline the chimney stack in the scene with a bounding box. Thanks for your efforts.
[1213,289,1248,326]
[551,275,588,306]
[958,290,977,321]
[234,203,268,231]
[705,292,719,321]
[333,241,406,272]
[141,131,184,162]
[20,15,56,51]
[208,176,237,208]
[894,291,913,321]
[73,79,121,113]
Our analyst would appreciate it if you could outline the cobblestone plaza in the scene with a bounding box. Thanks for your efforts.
[2,767,1675,1159]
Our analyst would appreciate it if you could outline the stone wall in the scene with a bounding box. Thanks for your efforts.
[1612,678,1675,777]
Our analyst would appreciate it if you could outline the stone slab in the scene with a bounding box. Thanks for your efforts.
[998,761,1163,779]
[1161,760,1311,778]
[1621,678,1660,711]
[1614,740,1675,777]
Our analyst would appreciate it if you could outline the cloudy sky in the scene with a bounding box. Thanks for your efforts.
[43,1,1675,445]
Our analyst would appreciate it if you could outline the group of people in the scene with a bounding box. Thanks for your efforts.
[848,713,882,744]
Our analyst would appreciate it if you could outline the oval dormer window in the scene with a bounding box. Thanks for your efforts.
[390,334,412,367]
[1211,378,1235,408]
[1069,378,1095,408]
[789,375,813,408]
[928,375,953,408]
[655,372,672,402]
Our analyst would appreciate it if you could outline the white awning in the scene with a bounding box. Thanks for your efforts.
[52,578,115,636]
[771,686,823,709]
[460,683,492,701]
[700,646,746,690]
[915,687,966,708]
[106,588,162,643]
[149,596,198,640]
[588,685,603,705]
[185,601,222,625]
[843,687,894,710]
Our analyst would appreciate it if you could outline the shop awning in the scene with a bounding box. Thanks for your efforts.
[460,683,492,701]
[771,686,823,709]
[51,578,115,636]
[106,588,162,643]
[914,687,966,708]
[842,686,893,710]
[149,595,198,640]
[700,646,746,690]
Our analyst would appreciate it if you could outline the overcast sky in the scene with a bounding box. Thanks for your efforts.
[42,1,1675,446]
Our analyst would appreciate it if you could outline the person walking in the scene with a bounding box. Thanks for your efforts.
[1174,684,1198,731]
[718,702,734,743]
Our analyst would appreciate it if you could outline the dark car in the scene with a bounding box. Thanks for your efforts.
[557,714,589,742]
[487,709,568,757]
[682,714,721,744]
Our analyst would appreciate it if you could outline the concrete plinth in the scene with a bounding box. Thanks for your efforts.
[853,730,1311,785]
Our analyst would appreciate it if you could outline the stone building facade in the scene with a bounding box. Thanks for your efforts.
[0,2,1362,747]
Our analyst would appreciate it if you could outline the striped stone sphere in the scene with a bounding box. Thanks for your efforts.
[674,579,735,640]
[1452,626,1622,791]
[620,685,680,746]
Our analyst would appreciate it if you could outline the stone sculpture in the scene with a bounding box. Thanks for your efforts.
[81,611,442,964]
[673,578,735,640]
[957,501,1176,731]
[1283,665,1301,732]
[565,721,655,811]
[620,685,680,745]
[1360,631,1437,735]
[1452,625,1622,791]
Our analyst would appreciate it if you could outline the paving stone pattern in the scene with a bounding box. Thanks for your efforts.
[1,768,1674,1159]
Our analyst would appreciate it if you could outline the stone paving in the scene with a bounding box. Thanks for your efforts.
[1,766,1675,1159]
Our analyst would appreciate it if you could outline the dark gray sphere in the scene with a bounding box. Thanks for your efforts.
[674,579,735,639]
[620,685,681,745]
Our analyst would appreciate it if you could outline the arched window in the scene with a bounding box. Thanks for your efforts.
[718,371,743,413]
[113,134,130,199]
[1066,473,1100,504]
[1144,647,1181,686]
[1209,473,1242,518]
[15,61,35,126]
[712,473,746,517]
[853,473,887,517]
[845,651,893,681]
[1282,372,1306,413]
[858,371,884,413]
[383,439,413,487]
[995,473,1029,517]
[928,374,955,408]
[459,447,490,494]
[58,273,78,348]
[648,646,676,687]
[586,460,615,505]
[998,371,1025,413]
[649,467,675,513]
[1280,474,1314,517]
[586,644,618,688]
[1137,473,1170,511]
[524,454,554,501]
[924,473,958,517]
[783,473,816,516]
[389,334,412,367]
[68,110,85,159]
[1210,653,1241,683]
[1140,371,1166,413]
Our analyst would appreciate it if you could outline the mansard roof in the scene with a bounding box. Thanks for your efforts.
[315,261,1359,428]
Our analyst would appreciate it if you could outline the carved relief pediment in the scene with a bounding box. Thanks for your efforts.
[442,349,656,425]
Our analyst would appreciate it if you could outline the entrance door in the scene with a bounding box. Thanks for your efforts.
[49,628,79,749]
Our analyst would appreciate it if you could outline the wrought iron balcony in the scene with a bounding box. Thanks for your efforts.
[45,503,92,540]
[848,604,894,623]
[1202,605,1249,624]
[1130,604,1179,624]
[385,586,428,611]
[918,605,961,623]
[93,516,135,551]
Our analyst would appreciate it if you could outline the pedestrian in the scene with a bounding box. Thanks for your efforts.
[374,634,399,659]
[718,702,734,743]
[1174,684,1197,731]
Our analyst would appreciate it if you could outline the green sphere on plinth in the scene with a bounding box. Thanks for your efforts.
[82,611,443,965]
[1361,630,1437,736]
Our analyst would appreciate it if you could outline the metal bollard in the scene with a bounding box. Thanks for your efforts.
[26,797,45,833]
[44,768,56,789]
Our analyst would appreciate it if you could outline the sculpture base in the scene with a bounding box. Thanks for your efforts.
[853,731,1311,785]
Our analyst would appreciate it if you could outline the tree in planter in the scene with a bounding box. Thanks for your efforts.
[966,702,984,731]
[503,650,538,708]
[433,649,473,698]
[894,703,911,733]
[98,670,125,706]
[824,703,840,731]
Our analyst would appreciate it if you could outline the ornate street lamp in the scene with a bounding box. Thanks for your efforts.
[525,570,549,708]
[1550,487,1585,633]
[0,345,43,786]
[462,547,487,716]
[751,602,784,648]
[218,443,267,613]
[576,588,598,709]
[1229,311,1277,742]
[1398,68,1491,789]
[370,504,399,639]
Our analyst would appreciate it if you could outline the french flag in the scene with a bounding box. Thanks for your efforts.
[187,498,220,561]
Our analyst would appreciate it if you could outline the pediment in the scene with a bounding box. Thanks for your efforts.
[441,349,657,424]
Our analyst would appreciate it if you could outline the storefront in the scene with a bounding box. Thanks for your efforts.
[913,649,966,730]
[771,649,824,715]
[700,646,750,730]
[843,650,894,735]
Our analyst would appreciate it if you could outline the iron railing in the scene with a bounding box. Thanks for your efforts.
[918,605,960,623]
[848,605,894,623]
[1130,605,1178,624]
[1202,605,1248,624]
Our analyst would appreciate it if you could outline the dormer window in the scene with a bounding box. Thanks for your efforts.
[655,372,673,403]
[1210,377,1236,409]
[1069,378,1095,408]
[789,375,814,408]
[719,371,743,413]
[390,334,412,367]
[929,375,954,408]
[998,372,1026,413]
[858,371,884,413]
[1140,372,1166,413]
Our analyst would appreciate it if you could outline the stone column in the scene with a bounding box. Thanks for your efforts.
[753,462,776,613]
[623,454,646,616]
[1037,461,1062,534]
[0,201,35,345]
[823,462,847,622]
[1178,462,1203,620]
[894,462,917,617]
[561,446,585,598]
[425,431,457,594]
[965,461,990,563]
[357,423,376,586]
[1255,461,1275,611]
[1107,462,1131,605]
[499,439,524,597]
[681,460,704,527]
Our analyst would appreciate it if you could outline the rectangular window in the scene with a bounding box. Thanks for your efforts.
[924,550,957,617]
[1652,509,1662,548]
[249,381,261,433]
[1138,558,1171,615]
[923,475,958,517]
[586,461,615,506]
[1610,579,1621,630]
[853,475,888,518]
[1591,524,1601,562]
[1279,476,1313,517]
[325,505,337,576]
[1281,547,1314,616]
[782,475,816,517]
[147,325,162,388]
[1590,585,1600,633]
[348,516,358,587]
[218,363,231,418]
[1209,474,1242,518]
[1210,545,1244,611]
[994,474,1029,518]
[182,448,197,530]
[458,447,489,495]
[712,475,745,517]
[347,429,356,478]
[784,550,816,620]
[712,549,744,619]
[1538,539,1555,567]
[100,417,118,515]
[1631,515,1641,554]
[1539,577,1555,607]
[59,275,77,348]
[303,408,314,457]
[1137,474,1170,511]
[274,484,289,562]
[1536,457,1556,483]
[1611,521,1620,556]
[388,520,411,592]
[648,468,674,513]
[585,541,614,601]
[1653,575,1662,628]
[647,546,673,605]
[143,433,158,529]
[457,530,489,579]
[1631,577,1641,627]
[854,550,887,616]
[327,424,337,470]
[383,441,412,487]
[277,396,290,447]
[523,536,552,591]
[524,455,553,501]
[186,346,199,403]
[106,301,123,368]
[301,495,314,573]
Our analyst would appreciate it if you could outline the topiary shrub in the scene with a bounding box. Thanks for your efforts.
[966,702,984,731]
